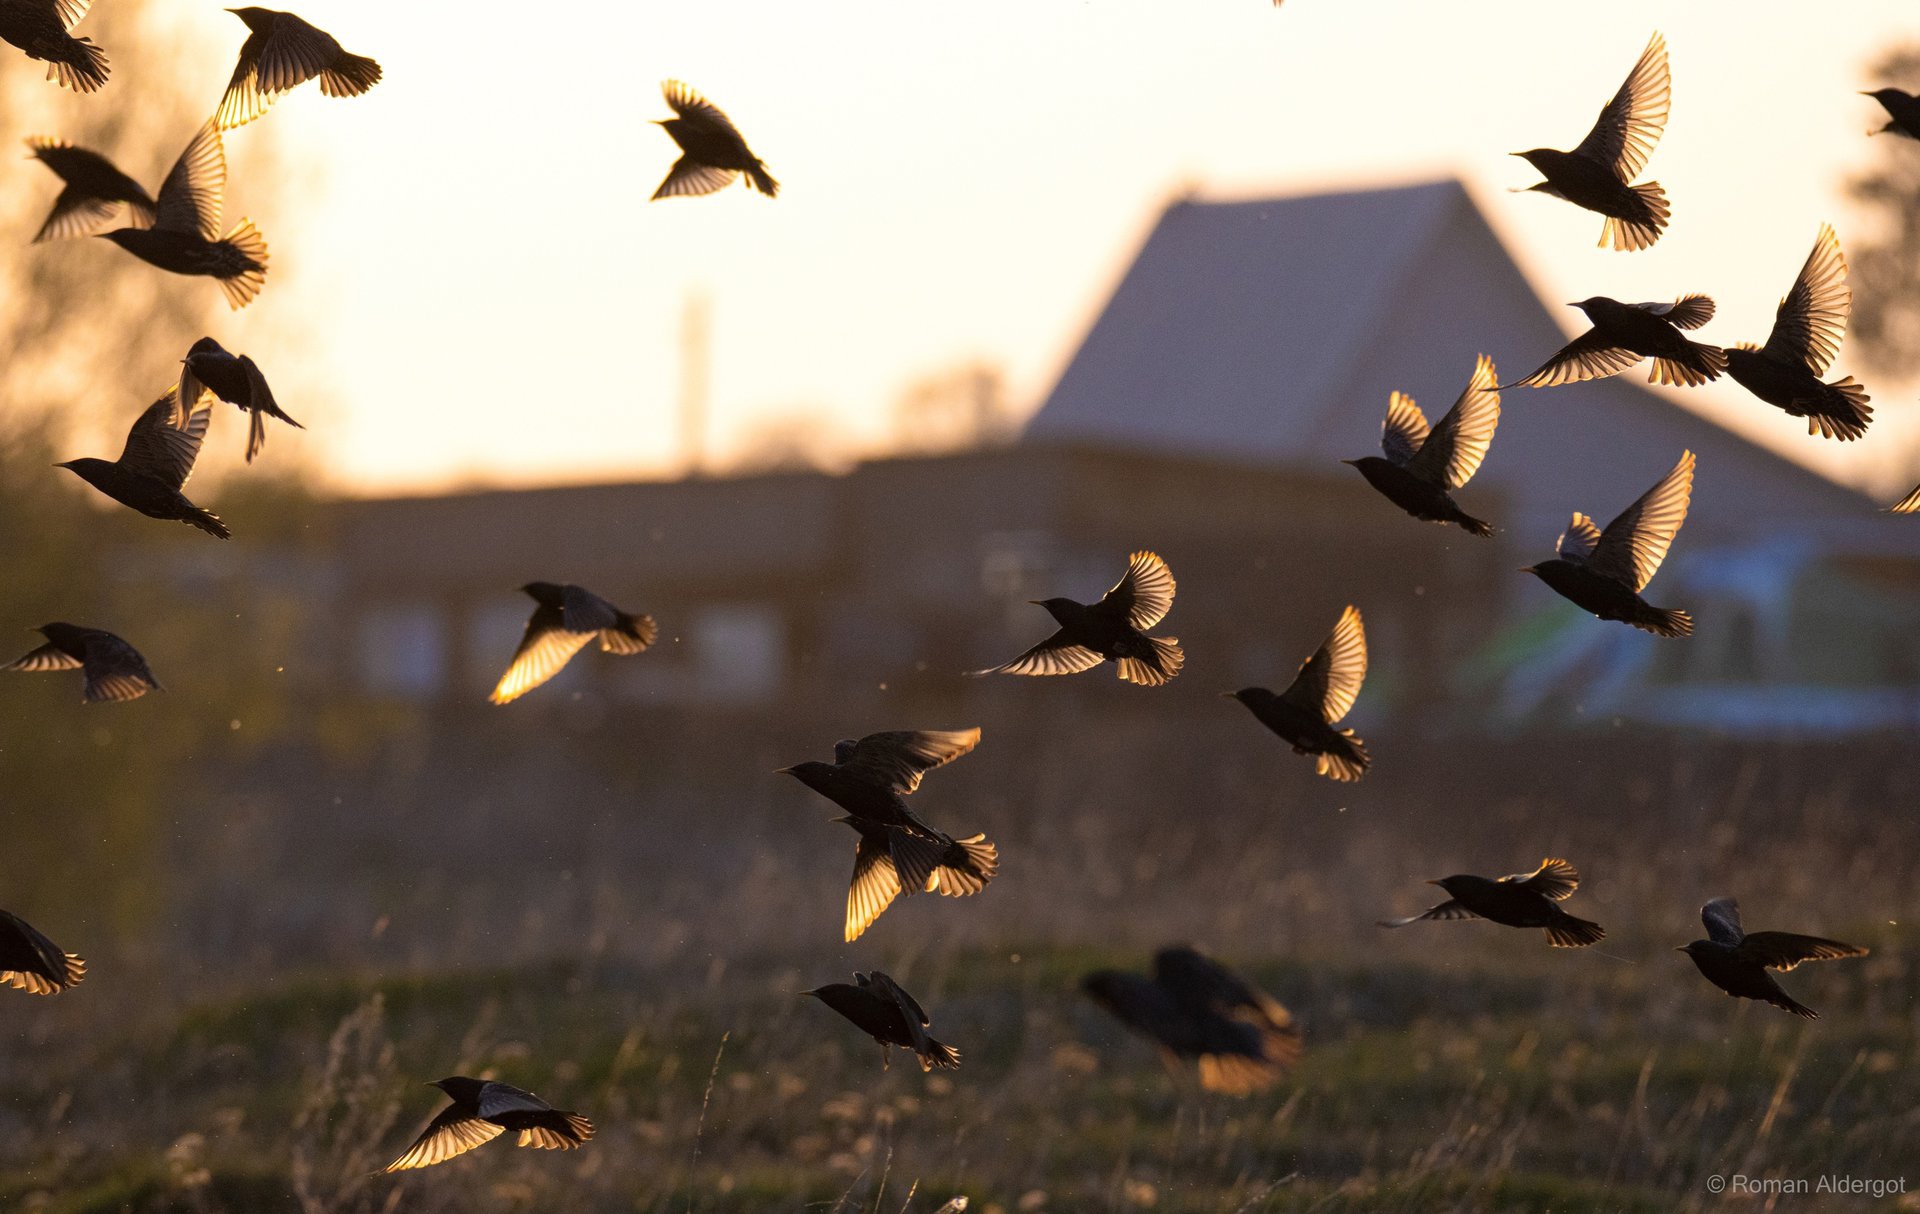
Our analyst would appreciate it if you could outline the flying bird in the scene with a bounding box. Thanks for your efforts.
[1521,450,1693,638]
[25,137,153,241]
[804,971,960,1072]
[0,908,85,994]
[1343,355,1500,536]
[488,583,656,705]
[1379,858,1605,948]
[58,389,228,539]
[1678,897,1867,1020]
[178,337,301,462]
[1864,88,1920,140]
[385,1078,593,1172]
[97,122,267,310]
[778,728,997,942]
[3,623,160,703]
[972,551,1183,686]
[1225,604,1369,782]
[1512,33,1670,251]
[1082,947,1301,1096]
[0,0,107,93]
[1723,226,1871,441]
[651,80,778,199]
[1507,295,1725,389]
[214,7,381,130]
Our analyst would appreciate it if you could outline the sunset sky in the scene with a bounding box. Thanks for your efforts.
[112,1,1920,495]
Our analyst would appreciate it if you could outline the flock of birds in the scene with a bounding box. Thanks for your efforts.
[0,7,1896,1177]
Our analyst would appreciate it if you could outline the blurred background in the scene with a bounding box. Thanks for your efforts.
[0,1,1917,1211]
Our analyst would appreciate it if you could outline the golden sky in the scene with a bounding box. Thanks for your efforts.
[122,0,1920,495]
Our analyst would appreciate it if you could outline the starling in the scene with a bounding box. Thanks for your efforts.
[0,0,107,93]
[1513,33,1670,251]
[1723,226,1871,442]
[971,551,1184,686]
[778,729,997,942]
[3,622,161,703]
[804,971,960,1072]
[1226,604,1369,782]
[59,390,228,539]
[98,123,267,310]
[178,337,301,463]
[26,137,153,242]
[1521,450,1693,638]
[1678,897,1867,1020]
[385,1077,593,1172]
[1864,88,1920,140]
[651,80,778,200]
[1343,355,1500,537]
[214,7,381,130]
[488,582,657,705]
[1379,858,1605,948]
[0,908,85,994]
[1082,947,1301,1096]
[1508,295,1725,389]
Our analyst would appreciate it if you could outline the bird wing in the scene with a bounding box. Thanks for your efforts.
[846,833,903,943]
[662,79,744,135]
[1279,604,1366,725]
[866,969,931,1027]
[1589,450,1694,592]
[52,0,91,32]
[971,630,1104,678]
[477,1082,553,1118]
[1887,483,1920,515]
[516,1114,593,1150]
[557,585,622,634]
[1761,225,1849,376]
[1643,294,1715,331]
[34,190,120,243]
[1510,330,1644,388]
[1569,32,1670,182]
[253,13,339,94]
[489,604,594,705]
[1701,896,1745,945]
[1737,931,1868,971]
[1405,355,1499,491]
[0,910,73,993]
[1507,857,1580,901]
[1379,391,1429,467]
[151,123,226,240]
[838,728,981,795]
[1379,898,1479,927]
[597,614,657,655]
[1096,550,1177,630]
[1555,513,1603,562]
[384,1106,506,1172]
[652,157,738,201]
[1153,948,1292,1030]
[118,390,211,491]
[2,643,82,673]
[80,633,155,703]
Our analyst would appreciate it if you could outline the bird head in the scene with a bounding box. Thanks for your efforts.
[1568,297,1606,318]
[1863,88,1910,105]
[53,457,107,486]
[1222,689,1261,704]
[1027,596,1079,624]
[775,760,834,791]
[429,1076,487,1102]
[227,8,275,29]
[1428,876,1476,896]
[1517,564,1539,577]
[519,581,566,604]
[1510,149,1552,169]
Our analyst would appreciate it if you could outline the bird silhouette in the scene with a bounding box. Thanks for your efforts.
[25,136,153,241]
[1723,226,1871,441]
[214,7,381,130]
[1380,858,1605,947]
[488,583,656,705]
[804,971,960,1072]
[1344,355,1500,536]
[972,551,1183,686]
[0,0,106,93]
[1521,450,1693,637]
[651,80,778,199]
[3,622,161,703]
[178,337,301,463]
[1513,33,1669,251]
[0,908,85,994]
[1864,87,1920,140]
[58,389,228,539]
[778,728,997,942]
[385,1078,593,1171]
[1226,604,1369,782]
[97,122,267,310]
[1082,947,1301,1096]
[1509,296,1725,388]
[1678,897,1867,1019]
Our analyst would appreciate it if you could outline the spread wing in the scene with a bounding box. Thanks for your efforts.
[1096,550,1177,630]
[253,13,340,94]
[662,79,744,140]
[1556,513,1603,561]
[1570,32,1670,182]
[384,1106,505,1172]
[1509,330,1643,389]
[119,390,210,490]
[839,728,981,794]
[151,122,225,240]
[53,0,92,32]
[1701,897,1744,945]
[1379,899,1479,927]
[971,630,1104,678]
[1506,857,1579,901]
[1646,294,1715,331]
[1153,948,1286,1028]
[489,604,594,705]
[1589,450,1693,591]
[1762,225,1849,376]
[556,584,621,634]
[652,158,737,200]
[1380,392,1429,467]
[846,833,903,943]
[1886,483,1920,515]
[1279,605,1366,724]
[476,1083,553,1119]
[1405,355,1499,490]
[3,642,82,673]
[79,633,155,703]
[1737,932,1868,972]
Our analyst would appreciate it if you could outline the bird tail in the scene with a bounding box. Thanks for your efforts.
[219,219,269,310]
[517,1110,594,1148]
[48,38,109,94]
[1632,605,1691,638]
[1806,378,1872,442]
[320,53,383,98]
[599,613,658,654]
[1545,914,1606,948]
[1649,342,1726,388]
[930,833,998,897]
[185,506,231,540]
[1315,729,1370,782]
[917,1036,962,1072]
[1455,511,1495,538]
[746,161,780,198]
[1116,637,1184,687]
[1598,182,1669,252]
[1768,990,1820,1020]
[244,408,267,464]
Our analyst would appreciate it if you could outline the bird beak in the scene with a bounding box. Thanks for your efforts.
[1424,879,1441,886]
[1338,458,1358,466]
[1565,303,1582,309]
[1218,692,1237,699]
[1025,599,1044,606]
[1517,565,1536,574]
[773,766,795,775]
[799,989,821,1000]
